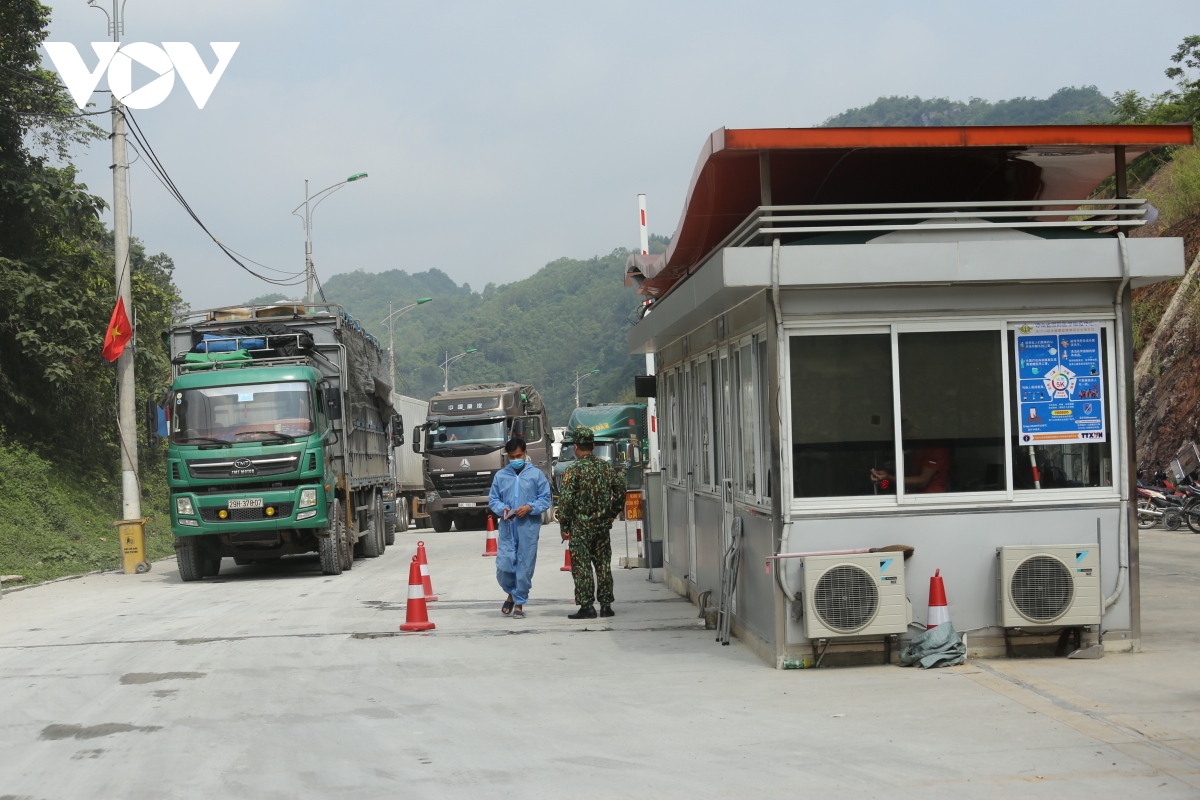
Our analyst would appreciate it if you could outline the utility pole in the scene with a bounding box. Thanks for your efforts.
[303,179,314,304]
[96,0,138,519]
[440,348,478,392]
[381,297,433,392]
[638,193,659,473]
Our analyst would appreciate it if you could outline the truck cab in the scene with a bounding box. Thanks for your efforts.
[414,383,553,532]
[553,403,648,494]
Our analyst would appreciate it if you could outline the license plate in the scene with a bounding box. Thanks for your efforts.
[457,502,477,508]
[228,498,263,510]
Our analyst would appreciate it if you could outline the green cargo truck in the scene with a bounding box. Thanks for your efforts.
[164,303,402,580]
[552,403,648,493]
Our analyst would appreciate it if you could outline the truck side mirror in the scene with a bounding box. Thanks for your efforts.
[145,397,162,449]
[325,387,342,420]
[391,413,404,447]
[412,425,423,454]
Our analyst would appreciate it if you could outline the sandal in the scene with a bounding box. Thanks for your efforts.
[501,598,514,616]
[512,608,525,619]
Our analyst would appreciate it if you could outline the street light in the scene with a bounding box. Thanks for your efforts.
[291,172,369,304]
[440,348,479,392]
[573,369,601,407]
[382,297,433,392]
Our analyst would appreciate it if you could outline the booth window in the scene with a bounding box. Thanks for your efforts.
[1009,328,1113,489]
[698,358,712,488]
[737,339,761,496]
[667,371,680,482]
[898,331,1006,494]
[790,333,895,498]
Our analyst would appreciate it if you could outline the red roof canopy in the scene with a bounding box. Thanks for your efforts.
[634,124,1194,296]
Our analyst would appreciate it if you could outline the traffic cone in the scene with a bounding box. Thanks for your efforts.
[927,569,950,631]
[483,514,498,557]
[400,555,435,632]
[416,540,437,602]
[560,533,572,572]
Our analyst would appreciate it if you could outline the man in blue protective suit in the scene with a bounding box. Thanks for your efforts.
[488,436,553,619]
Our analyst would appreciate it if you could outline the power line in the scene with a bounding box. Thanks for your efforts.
[122,107,309,287]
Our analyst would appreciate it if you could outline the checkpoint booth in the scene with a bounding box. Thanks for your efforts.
[626,124,1192,667]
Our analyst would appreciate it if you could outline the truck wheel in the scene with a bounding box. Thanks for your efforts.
[319,499,344,575]
[342,516,356,571]
[363,492,382,558]
[431,512,452,533]
[175,536,205,582]
[387,502,404,545]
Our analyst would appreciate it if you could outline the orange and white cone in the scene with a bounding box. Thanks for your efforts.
[560,533,572,572]
[400,555,435,631]
[483,514,498,557]
[416,540,437,602]
[927,568,950,631]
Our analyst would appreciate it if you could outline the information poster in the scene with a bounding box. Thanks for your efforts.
[1015,322,1106,443]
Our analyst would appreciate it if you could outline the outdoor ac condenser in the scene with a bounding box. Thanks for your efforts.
[801,553,910,639]
[996,545,1101,628]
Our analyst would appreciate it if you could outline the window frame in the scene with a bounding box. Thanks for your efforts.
[785,315,1121,514]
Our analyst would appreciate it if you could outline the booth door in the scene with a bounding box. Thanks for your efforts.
[683,360,698,583]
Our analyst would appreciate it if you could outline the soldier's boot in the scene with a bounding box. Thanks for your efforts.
[567,605,597,619]
[599,605,615,618]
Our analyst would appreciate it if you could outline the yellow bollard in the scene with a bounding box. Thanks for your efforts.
[115,518,151,575]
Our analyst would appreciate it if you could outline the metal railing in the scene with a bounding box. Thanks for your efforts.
[723,199,1150,249]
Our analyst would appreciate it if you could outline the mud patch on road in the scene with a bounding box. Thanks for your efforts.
[40,723,162,741]
[120,671,205,685]
[153,690,178,698]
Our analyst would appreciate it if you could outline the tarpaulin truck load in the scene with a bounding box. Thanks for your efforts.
[553,403,648,494]
[413,383,554,532]
[163,303,403,579]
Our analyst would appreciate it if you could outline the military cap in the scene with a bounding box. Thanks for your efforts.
[570,426,595,448]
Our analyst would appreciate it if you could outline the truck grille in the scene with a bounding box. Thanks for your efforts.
[431,473,493,497]
[200,503,294,522]
[187,453,301,480]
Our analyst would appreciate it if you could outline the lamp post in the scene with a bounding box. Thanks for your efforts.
[441,348,479,392]
[292,172,368,304]
[382,298,433,391]
[573,369,601,408]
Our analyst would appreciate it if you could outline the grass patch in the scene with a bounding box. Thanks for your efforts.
[0,439,174,585]
[1146,146,1200,228]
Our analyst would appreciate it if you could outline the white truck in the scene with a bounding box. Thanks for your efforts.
[387,394,429,533]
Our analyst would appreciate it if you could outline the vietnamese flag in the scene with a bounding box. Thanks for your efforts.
[102,297,132,362]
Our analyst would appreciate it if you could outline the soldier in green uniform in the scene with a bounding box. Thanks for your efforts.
[556,426,626,619]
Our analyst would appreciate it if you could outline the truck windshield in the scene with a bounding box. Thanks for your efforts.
[558,444,616,462]
[426,420,505,452]
[171,381,315,444]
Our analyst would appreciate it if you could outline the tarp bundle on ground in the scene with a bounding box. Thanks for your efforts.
[452,383,545,416]
[898,623,966,669]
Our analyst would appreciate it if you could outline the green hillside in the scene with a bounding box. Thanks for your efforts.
[822,85,1115,127]
[248,235,670,425]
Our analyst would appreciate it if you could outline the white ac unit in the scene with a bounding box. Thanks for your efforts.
[997,544,1101,628]
[801,553,910,639]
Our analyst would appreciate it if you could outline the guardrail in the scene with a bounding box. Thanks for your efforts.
[723,199,1151,249]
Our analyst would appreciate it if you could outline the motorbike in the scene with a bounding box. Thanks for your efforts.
[1137,482,1184,530]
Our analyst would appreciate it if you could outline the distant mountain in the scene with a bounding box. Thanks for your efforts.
[246,235,670,425]
[822,86,1115,127]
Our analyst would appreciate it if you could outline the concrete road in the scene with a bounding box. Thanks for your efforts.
[2,524,1200,798]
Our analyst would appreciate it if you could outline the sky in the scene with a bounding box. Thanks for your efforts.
[41,0,1199,309]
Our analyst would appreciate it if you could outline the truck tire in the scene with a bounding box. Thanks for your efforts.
[387,501,405,545]
[362,492,382,558]
[431,511,452,533]
[175,536,205,582]
[319,498,344,575]
[342,514,355,571]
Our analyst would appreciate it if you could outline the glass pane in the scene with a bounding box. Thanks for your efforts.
[172,381,315,443]
[790,334,894,498]
[1010,329,1113,488]
[739,343,758,495]
[668,372,679,481]
[897,330,1005,493]
[713,356,724,486]
[758,337,772,498]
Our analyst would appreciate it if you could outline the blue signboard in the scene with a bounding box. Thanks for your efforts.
[1015,322,1106,444]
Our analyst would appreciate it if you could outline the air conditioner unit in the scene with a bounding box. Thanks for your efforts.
[801,553,910,639]
[997,545,1101,628]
